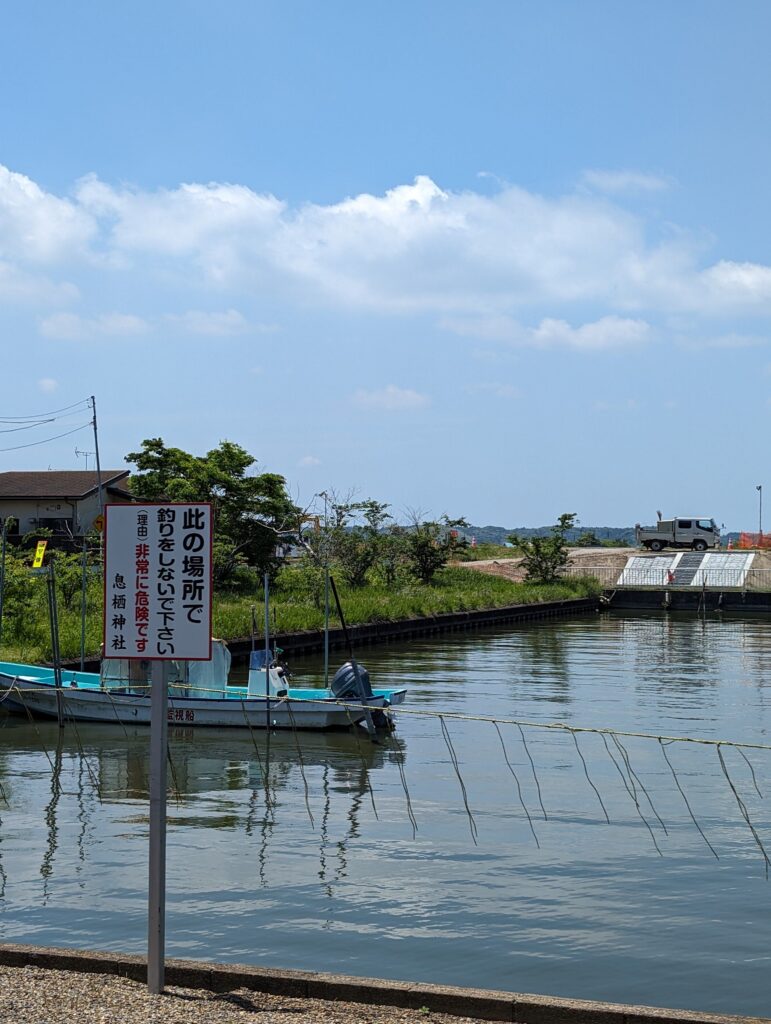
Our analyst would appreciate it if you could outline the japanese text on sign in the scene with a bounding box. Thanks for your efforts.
[104,503,212,660]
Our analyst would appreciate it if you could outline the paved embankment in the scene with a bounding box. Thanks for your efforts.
[0,946,766,1024]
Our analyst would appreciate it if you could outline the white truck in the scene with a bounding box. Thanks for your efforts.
[635,516,721,552]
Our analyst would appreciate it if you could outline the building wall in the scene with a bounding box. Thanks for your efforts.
[0,490,132,537]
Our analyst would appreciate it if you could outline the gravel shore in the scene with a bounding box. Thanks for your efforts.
[0,965,484,1024]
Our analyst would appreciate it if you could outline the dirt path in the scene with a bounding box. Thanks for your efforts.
[458,547,636,582]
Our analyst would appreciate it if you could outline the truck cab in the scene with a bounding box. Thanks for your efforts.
[635,517,720,552]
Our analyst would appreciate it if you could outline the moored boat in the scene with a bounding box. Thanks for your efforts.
[0,640,406,731]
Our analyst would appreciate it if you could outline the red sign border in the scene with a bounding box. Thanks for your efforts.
[103,501,214,662]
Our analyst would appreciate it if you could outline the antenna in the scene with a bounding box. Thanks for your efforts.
[75,446,95,471]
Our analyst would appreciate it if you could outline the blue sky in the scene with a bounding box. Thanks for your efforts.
[1,1,770,529]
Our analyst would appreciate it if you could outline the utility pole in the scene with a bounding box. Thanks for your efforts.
[90,396,104,517]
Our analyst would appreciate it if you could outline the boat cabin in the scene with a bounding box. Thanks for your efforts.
[101,638,233,698]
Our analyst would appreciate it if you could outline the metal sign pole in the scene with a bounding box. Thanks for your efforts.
[104,502,212,997]
[147,658,169,994]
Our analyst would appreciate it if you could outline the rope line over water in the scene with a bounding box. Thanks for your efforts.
[2,679,771,875]
[6,679,771,752]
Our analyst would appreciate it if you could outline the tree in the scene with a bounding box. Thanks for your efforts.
[332,499,393,586]
[403,514,469,584]
[575,530,600,547]
[509,513,577,583]
[297,495,393,588]
[126,438,298,586]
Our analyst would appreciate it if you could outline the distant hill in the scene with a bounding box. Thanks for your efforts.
[461,524,637,546]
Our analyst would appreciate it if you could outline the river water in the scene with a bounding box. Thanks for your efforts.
[1,612,770,1015]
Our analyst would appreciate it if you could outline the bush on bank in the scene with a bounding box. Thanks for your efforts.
[0,544,601,665]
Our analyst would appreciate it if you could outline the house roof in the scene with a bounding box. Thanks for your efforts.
[0,470,131,500]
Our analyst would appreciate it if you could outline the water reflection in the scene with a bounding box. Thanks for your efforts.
[18,724,396,804]
[3,617,771,1015]
[0,714,407,911]
[511,623,571,703]
[40,734,63,901]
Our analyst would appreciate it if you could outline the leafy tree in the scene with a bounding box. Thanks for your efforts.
[126,438,298,586]
[509,513,577,583]
[298,496,393,588]
[275,558,326,609]
[372,527,410,588]
[575,530,600,548]
[333,499,393,586]
[403,515,469,584]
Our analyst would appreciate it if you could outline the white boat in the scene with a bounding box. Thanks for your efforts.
[0,640,406,731]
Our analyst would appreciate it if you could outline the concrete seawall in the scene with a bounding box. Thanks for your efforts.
[605,590,771,613]
[0,944,764,1024]
[67,597,599,671]
[226,596,599,661]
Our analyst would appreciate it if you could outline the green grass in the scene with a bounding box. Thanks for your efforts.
[0,567,602,664]
[212,568,600,640]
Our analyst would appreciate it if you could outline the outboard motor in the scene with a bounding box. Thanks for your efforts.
[331,661,373,699]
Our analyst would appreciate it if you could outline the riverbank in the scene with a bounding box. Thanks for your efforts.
[0,947,760,1024]
[2,569,601,666]
[0,964,480,1024]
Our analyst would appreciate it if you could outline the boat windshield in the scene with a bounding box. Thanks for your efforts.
[100,639,232,697]
[250,650,274,670]
[100,658,186,692]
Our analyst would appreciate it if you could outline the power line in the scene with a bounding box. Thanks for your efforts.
[0,421,91,453]
[0,419,55,434]
[0,398,90,423]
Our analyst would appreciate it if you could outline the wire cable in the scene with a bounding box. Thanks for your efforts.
[0,419,55,434]
[0,421,91,453]
[0,398,90,422]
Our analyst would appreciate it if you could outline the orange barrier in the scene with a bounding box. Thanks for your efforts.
[738,533,771,549]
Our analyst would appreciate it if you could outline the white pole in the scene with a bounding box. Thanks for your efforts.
[148,659,169,994]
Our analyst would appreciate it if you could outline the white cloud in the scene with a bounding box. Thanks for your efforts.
[2,163,771,330]
[700,261,771,307]
[0,260,78,304]
[298,455,321,467]
[40,311,149,340]
[163,309,274,336]
[37,377,58,393]
[580,169,673,194]
[442,314,651,351]
[75,174,284,283]
[0,165,95,262]
[678,331,767,350]
[353,385,430,411]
